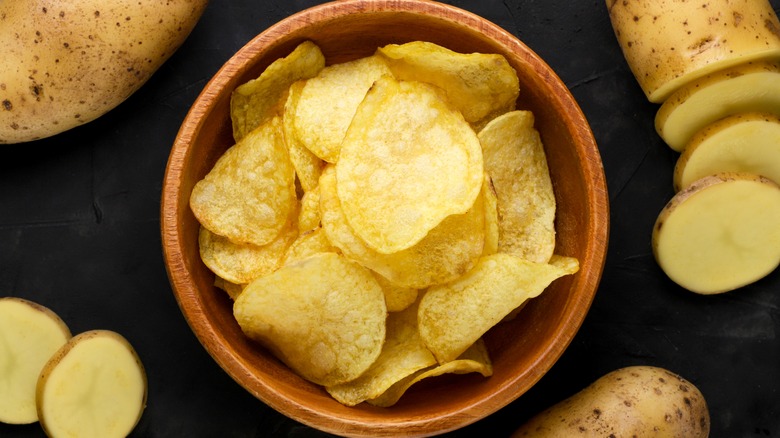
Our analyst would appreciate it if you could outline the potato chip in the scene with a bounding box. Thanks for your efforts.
[290,55,392,163]
[282,81,325,193]
[325,300,436,406]
[230,40,325,142]
[233,252,387,387]
[297,184,321,233]
[336,76,484,254]
[213,276,245,301]
[478,110,556,263]
[366,338,493,407]
[418,253,579,363]
[190,116,296,246]
[320,165,485,289]
[280,227,336,267]
[376,41,519,128]
[372,273,418,313]
[198,224,297,285]
[483,177,499,256]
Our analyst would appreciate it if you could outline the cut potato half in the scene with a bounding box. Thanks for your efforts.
[655,61,780,152]
[674,113,780,191]
[0,298,71,425]
[652,172,780,294]
[36,330,147,438]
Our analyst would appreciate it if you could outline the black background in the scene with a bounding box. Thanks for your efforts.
[2,0,779,436]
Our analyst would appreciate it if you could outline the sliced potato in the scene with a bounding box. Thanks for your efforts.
[606,0,780,103]
[0,298,71,424]
[652,172,780,294]
[478,110,556,262]
[233,252,387,387]
[37,330,147,438]
[674,112,780,191]
[418,253,579,363]
[231,40,325,142]
[336,75,484,254]
[376,40,519,128]
[655,61,780,152]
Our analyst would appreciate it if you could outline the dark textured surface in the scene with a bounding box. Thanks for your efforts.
[1,0,779,436]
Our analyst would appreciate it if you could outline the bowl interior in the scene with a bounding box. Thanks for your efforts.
[161,1,608,436]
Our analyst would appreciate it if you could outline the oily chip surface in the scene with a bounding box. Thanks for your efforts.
[336,76,484,254]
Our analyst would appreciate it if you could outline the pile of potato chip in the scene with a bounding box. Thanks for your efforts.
[189,40,579,406]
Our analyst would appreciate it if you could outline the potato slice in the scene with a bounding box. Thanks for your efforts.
[652,172,780,294]
[231,40,325,142]
[418,253,579,363]
[320,165,486,289]
[478,110,556,263]
[655,61,780,152]
[289,54,392,163]
[376,40,519,128]
[606,0,780,103]
[336,75,484,254]
[233,252,387,387]
[190,116,296,246]
[674,113,780,191]
[0,298,71,424]
[37,330,147,438]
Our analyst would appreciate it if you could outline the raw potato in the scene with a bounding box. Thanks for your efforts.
[655,61,780,152]
[0,0,208,144]
[511,366,710,437]
[674,113,780,191]
[606,0,780,103]
[652,172,780,294]
[37,330,147,438]
[0,297,71,424]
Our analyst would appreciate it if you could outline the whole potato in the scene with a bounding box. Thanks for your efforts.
[0,0,209,144]
[512,366,710,437]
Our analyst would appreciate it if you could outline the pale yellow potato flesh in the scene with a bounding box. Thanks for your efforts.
[0,298,71,425]
[512,366,710,437]
[674,113,780,191]
[606,0,780,103]
[37,330,147,438]
[655,61,780,152]
[0,0,208,144]
[652,173,780,294]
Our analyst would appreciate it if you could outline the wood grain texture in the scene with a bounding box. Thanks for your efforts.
[160,0,609,436]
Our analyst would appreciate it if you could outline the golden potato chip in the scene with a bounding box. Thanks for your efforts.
[290,55,392,163]
[280,227,336,267]
[372,273,418,313]
[336,76,484,254]
[297,184,321,233]
[367,338,493,407]
[190,117,296,246]
[483,177,499,256]
[320,165,485,289]
[233,252,387,387]
[213,276,245,301]
[282,81,325,193]
[478,110,556,263]
[376,41,519,128]
[418,253,579,363]
[198,224,298,285]
[325,300,436,406]
[231,40,325,142]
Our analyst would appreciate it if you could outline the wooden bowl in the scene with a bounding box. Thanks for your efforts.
[161,0,609,436]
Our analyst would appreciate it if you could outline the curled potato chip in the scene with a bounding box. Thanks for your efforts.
[367,338,493,407]
[280,227,336,267]
[478,110,556,263]
[336,76,483,254]
[214,276,245,301]
[325,300,436,406]
[233,252,387,387]
[231,41,325,142]
[290,55,392,163]
[190,117,296,246]
[320,165,485,289]
[376,41,519,128]
[418,253,579,363]
[283,81,325,193]
[198,224,297,285]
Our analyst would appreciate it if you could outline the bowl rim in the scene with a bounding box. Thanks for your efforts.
[161,0,609,436]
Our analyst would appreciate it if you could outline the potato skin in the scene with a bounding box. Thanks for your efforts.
[0,0,208,144]
[512,366,710,437]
